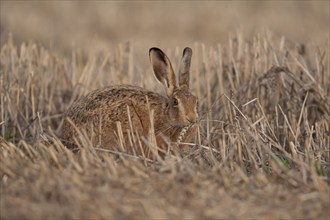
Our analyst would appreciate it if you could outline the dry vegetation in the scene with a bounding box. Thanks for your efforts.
[1,2,330,220]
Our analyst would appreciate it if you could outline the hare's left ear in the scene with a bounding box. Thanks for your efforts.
[178,47,192,91]
[149,48,177,97]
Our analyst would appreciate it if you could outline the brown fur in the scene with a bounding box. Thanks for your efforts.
[61,48,198,157]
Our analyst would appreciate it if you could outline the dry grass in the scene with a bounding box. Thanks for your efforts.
[1,29,329,219]
[1,2,329,219]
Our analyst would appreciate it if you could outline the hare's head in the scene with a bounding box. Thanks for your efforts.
[149,47,198,127]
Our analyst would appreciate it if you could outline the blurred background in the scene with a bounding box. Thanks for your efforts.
[1,1,329,65]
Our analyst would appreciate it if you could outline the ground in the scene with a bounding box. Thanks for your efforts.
[1,2,329,219]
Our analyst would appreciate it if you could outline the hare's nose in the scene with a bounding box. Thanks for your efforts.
[187,116,197,124]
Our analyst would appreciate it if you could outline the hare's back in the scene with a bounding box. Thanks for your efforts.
[65,85,165,125]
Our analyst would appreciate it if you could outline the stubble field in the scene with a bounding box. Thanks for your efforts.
[0,2,329,219]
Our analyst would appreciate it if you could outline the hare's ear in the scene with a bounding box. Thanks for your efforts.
[178,47,192,91]
[149,47,176,96]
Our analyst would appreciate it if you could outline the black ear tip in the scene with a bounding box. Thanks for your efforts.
[183,47,192,56]
[149,47,166,62]
[149,47,163,55]
[149,47,156,53]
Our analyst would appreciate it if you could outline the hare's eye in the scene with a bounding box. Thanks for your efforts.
[173,98,178,106]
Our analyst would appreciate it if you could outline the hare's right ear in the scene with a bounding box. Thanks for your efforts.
[149,48,176,97]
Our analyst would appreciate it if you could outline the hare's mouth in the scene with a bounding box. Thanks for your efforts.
[176,123,194,144]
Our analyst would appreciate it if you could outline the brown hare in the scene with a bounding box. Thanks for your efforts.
[61,47,198,158]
